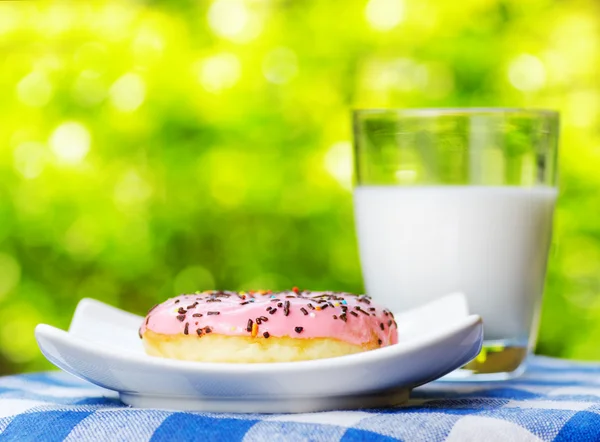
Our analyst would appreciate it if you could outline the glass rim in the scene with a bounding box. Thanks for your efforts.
[353,107,559,117]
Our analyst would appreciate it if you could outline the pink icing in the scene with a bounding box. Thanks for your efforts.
[140,290,398,347]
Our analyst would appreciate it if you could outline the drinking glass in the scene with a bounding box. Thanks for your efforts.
[353,108,559,380]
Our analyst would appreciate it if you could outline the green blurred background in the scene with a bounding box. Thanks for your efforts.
[0,0,598,373]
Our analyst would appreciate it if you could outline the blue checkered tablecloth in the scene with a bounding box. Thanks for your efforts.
[1,356,600,441]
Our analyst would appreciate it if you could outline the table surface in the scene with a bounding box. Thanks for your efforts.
[0,356,599,441]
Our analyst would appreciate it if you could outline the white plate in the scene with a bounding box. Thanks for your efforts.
[35,294,482,413]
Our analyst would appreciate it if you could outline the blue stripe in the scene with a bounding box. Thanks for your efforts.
[150,413,258,442]
[0,411,93,442]
[341,428,401,441]
[554,411,600,442]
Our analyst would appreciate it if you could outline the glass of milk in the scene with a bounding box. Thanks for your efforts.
[353,108,559,380]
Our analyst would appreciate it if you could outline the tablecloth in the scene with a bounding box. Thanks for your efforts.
[0,356,599,441]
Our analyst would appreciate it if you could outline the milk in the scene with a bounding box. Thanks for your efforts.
[354,186,557,343]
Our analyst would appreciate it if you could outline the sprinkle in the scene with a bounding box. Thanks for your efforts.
[186,302,199,309]
[256,317,262,325]
[356,306,370,316]
[176,314,186,322]
[195,322,198,325]
[315,306,321,311]
[271,299,281,302]
[240,301,251,305]
[309,312,316,318]
[259,316,268,322]
[145,317,149,325]
[207,311,220,315]
[269,308,277,315]
[320,304,329,310]
[177,307,187,314]
[333,315,338,319]
[184,323,189,335]
[263,331,270,338]
[284,300,290,316]
[350,311,359,317]
[384,310,390,317]
[295,326,303,333]
[196,328,203,336]
[266,306,273,312]
[380,323,385,331]
[247,319,253,332]
[369,307,376,312]
[292,286,300,293]
[204,326,212,334]
[388,319,393,327]
[341,300,347,305]
[277,302,283,308]
[300,308,308,316]
[378,339,382,345]
[307,303,315,310]
[174,300,180,304]
[251,322,258,338]
[206,299,222,303]
[339,313,347,322]
[192,313,203,317]
[270,295,276,299]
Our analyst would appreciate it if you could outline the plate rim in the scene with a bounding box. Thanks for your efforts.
[35,313,482,374]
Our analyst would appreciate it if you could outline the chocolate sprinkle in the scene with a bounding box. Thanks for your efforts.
[340,313,347,322]
[350,311,359,317]
[263,332,270,339]
[388,319,393,327]
[247,319,253,332]
[356,306,370,316]
[256,317,262,325]
[269,308,277,315]
[333,315,338,319]
[176,314,186,322]
[186,302,199,309]
[284,300,290,316]
[378,339,382,345]
[259,316,268,322]
[192,313,203,317]
[300,307,308,316]
[204,326,212,334]
[369,307,376,312]
[207,311,220,315]
[308,303,315,310]
[277,302,283,308]
[295,326,303,333]
[174,300,180,304]
[320,304,329,310]
[184,323,189,335]
[380,323,385,330]
[196,328,203,336]
[177,307,186,314]
[240,301,250,305]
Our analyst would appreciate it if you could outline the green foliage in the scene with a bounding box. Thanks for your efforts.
[0,0,598,372]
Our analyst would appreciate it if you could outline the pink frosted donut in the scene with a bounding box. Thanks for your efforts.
[140,289,398,363]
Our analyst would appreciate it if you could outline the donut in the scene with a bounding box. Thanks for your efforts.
[139,289,398,363]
